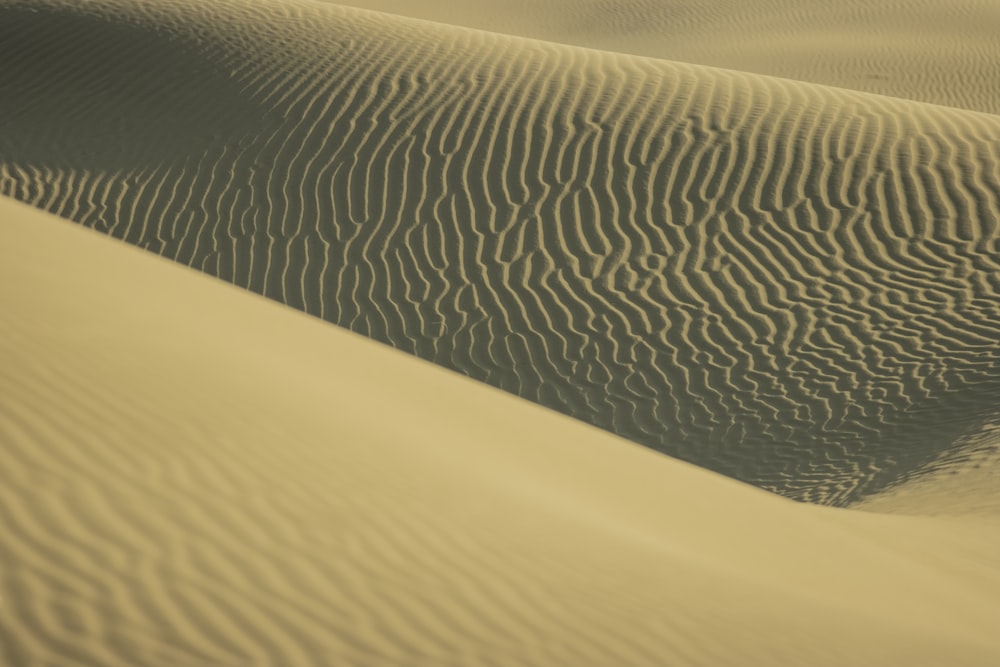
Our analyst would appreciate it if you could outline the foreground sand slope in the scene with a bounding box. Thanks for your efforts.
[2,201,1000,666]
[336,0,1000,114]
[2,0,1000,505]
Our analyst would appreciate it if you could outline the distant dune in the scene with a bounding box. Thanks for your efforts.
[337,0,1000,115]
[3,196,1000,666]
[3,0,999,504]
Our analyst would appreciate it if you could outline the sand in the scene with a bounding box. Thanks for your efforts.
[1,0,999,663]
[2,195,999,665]
[2,0,1000,504]
[335,0,1000,115]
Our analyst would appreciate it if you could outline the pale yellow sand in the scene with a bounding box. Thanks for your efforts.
[2,195,1000,665]
[1,0,998,663]
[856,420,1000,517]
[3,0,1000,505]
[336,0,1000,114]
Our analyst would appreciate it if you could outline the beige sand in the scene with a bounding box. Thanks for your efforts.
[1,0,999,662]
[856,419,1000,517]
[3,0,999,505]
[336,0,1000,114]
[2,197,1000,665]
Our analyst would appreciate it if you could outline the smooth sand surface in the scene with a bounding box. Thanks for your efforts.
[336,0,1000,115]
[2,195,1000,665]
[2,0,1000,504]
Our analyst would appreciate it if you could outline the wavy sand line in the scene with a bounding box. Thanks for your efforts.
[1,0,999,503]
[335,0,1000,114]
[2,196,1000,665]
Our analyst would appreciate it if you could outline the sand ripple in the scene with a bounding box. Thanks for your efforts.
[1,0,1000,504]
[2,195,999,666]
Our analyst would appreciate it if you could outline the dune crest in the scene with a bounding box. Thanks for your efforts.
[2,196,1000,665]
[336,0,1000,115]
[2,0,1000,504]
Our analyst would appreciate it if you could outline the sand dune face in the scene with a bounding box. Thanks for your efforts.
[3,197,1000,666]
[856,416,1000,516]
[2,0,1000,504]
[337,0,1000,115]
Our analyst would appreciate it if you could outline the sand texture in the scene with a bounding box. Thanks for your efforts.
[336,0,1000,115]
[1,0,999,663]
[2,195,1000,666]
[3,0,1000,504]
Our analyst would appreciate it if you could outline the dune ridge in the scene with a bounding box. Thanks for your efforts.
[2,195,1000,665]
[336,0,1000,115]
[2,0,1000,504]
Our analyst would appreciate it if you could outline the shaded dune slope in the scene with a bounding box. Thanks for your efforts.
[2,0,1000,504]
[3,197,1000,666]
[856,415,1000,516]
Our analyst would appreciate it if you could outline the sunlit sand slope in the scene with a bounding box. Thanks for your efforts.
[2,0,1000,504]
[337,0,1000,114]
[2,196,1000,666]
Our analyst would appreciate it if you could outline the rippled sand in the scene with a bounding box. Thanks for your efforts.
[337,0,1000,114]
[1,0,999,664]
[3,0,1000,504]
[3,196,999,665]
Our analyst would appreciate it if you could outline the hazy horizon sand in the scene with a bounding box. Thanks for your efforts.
[335,0,1000,115]
[2,195,1000,665]
[2,0,999,505]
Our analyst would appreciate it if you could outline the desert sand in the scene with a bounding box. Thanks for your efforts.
[3,0,1000,505]
[2,195,1000,665]
[0,0,999,664]
[336,0,1000,114]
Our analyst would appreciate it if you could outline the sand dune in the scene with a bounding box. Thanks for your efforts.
[3,1,1000,662]
[855,417,1000,516]
[2,195,1000,665]
[336,0,1000,115]
[3,0,999,504]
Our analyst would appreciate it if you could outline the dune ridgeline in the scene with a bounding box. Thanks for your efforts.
[336,0,1000,115]
[1,0,999,664]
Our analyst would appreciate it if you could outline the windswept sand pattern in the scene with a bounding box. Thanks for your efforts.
[3,197,1000,666]
[2,0,1000,503]
[337,0,1000,115]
